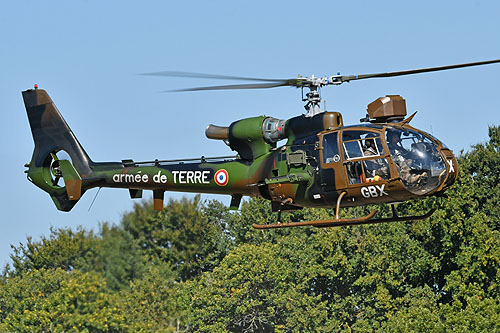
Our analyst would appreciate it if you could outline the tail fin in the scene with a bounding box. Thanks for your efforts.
[23,87,92,211]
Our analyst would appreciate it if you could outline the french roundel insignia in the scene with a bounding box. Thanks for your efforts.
[214,169,229,186]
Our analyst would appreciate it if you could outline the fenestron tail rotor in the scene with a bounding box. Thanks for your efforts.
[49,152,62,187]
[143,58,500,117]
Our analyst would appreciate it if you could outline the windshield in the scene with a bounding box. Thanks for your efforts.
[386,128,447,194]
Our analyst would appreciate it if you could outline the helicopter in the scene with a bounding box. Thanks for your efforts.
[23,59,500,229]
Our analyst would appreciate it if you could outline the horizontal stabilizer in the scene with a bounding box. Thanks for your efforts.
[58,160,82,200]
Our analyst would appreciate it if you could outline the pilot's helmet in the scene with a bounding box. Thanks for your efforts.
[364,132,378,147]
[386,128,401,140]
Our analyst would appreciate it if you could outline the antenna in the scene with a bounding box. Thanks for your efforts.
[88,187,102,212]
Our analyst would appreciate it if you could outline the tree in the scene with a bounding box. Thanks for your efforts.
[460,126,500,229]
[187,243,331,332]
[122,195,232,281]
[7,223,145,291]
[118,262,190,332]
[8,226,98,274]
[0,268,126,331]
[82,223,146,290]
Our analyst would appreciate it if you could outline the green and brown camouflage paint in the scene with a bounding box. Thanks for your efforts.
[23,88,458,213]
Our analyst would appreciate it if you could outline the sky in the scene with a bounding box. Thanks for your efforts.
[1,0,499,265]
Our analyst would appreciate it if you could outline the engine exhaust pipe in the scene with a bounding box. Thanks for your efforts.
[205,124,229,140]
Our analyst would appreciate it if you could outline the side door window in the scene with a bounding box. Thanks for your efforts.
[319,132,343,192]
[342,130,390,184]
[322,132,340,164]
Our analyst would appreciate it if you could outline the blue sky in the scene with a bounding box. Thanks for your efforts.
[1,0,499,265]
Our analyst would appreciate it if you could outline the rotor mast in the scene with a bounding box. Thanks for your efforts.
[303,86,322,117]
[300,74,344,117]
[302,78,323,117]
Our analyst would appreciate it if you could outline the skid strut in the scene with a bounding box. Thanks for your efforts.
[252,193,436,229]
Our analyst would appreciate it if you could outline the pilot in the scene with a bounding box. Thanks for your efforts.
[363,134,379,157]
[386,129,424,185]
[386,130,408,159]
[363,133,389,180]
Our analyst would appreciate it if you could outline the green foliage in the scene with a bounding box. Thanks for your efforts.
[86,223,146,290]
[460,126,500,228]
[119,262,190,331]
[7,223,145,291]
[9,226,97,273]
[0,268,126,331]
[187,243,330,332]
[383,292,500,332]
[4,126,500,331]
[122,195,232,281]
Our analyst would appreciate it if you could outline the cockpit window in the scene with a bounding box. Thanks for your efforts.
[343,141,363,159]
[342,130,385,160]
[342,130,390,184]
[322,132,340,163]
[386,128,447,194]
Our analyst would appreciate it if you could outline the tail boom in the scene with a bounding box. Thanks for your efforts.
[23,87,261,211]
[88,159,259,209]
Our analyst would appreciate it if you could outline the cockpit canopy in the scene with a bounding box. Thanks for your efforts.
[322,125,448,195]
[385,127,447,194]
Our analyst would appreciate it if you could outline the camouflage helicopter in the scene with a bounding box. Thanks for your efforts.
[23,59,500,229]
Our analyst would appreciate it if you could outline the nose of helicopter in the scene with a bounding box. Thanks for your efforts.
[437,147,459,192]
[386,127,459,196]
[399,145,458,196]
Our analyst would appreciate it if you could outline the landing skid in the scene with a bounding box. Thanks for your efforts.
[252,192,436,229]
[252,208,435,229]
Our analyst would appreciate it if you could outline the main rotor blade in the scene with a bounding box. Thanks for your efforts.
[148,58,500,93]
[339,59,500,82]
[167,81,293,92]
[142,71,288,83]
